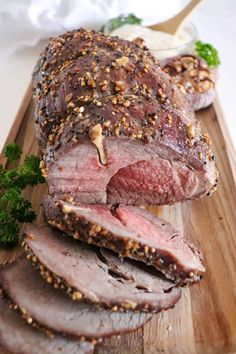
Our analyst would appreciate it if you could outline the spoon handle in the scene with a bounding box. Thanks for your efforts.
[149,0,203,35]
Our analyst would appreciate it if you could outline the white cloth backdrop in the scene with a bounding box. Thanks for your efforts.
[0,0,181,58]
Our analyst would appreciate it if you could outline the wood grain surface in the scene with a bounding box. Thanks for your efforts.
[0,96,235,354]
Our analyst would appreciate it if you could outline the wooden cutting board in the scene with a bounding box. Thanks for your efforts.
[0,86,236,354]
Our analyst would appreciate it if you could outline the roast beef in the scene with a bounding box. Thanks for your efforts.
[33,29,193,147]
[162,55,216,111]
[44,96,217,205]
[0,297,94,354]
[0,257,151,339]
[43,195,204,284]
[34,29,217,205]
[23,225,181,312]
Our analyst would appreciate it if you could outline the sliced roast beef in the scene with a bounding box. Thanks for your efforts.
[0,297,94,354]
[43,195,204,284]
[23,225,181,312]
[162,54,216,111]
[0,257,151,339]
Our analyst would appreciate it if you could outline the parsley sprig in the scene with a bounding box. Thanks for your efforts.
[101,13,142,33]
[0,143,44,248]
[195,41,220,68]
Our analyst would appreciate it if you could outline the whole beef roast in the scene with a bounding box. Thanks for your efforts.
[43,195,204,285]
[0,297,94,354]
[23,225,181,312]
[162,54,216,111]
[0,257,151,340]
[34,29,217,206]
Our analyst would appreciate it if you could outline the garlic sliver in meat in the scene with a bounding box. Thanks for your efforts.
[90,124,108,165]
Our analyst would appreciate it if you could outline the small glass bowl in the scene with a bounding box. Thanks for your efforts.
[106,21,198,63]
[150,22,198,62]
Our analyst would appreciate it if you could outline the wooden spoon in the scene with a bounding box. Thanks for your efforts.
[148,0,203,35]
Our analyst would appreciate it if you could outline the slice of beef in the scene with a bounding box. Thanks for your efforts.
[43,94,217,205]
[23,225,181,312]
[43,195,204,284]
[162,54,216,111]
[0,257,151,339]
[0,297,94,354]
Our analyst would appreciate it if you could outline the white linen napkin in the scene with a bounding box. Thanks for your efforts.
[0,0,181,58]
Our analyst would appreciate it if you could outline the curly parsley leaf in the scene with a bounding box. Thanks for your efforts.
[0,211,19,249]
[3,143,22,162]
[195,40,220,67]
[0,143,45,248]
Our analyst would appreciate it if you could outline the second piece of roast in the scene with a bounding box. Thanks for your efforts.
[162,54,216,111]
[23,225,181,312]
[0,257,151,340]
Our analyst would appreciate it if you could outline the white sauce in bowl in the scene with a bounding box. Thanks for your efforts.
[110,24,193,61]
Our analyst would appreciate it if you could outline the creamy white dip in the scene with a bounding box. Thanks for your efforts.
[110,24,192,61]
